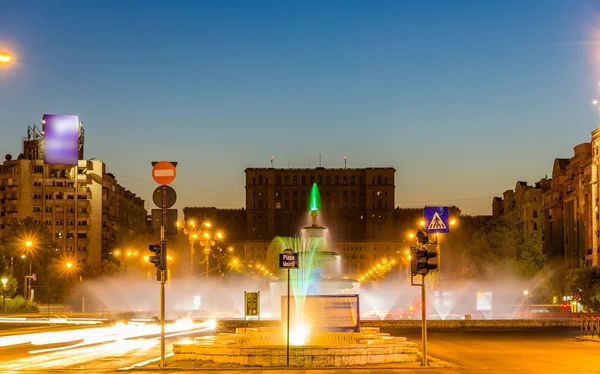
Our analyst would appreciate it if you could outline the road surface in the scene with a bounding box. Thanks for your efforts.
[385,328,600,373]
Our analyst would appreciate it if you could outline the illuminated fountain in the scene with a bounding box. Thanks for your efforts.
[173,184,418,367]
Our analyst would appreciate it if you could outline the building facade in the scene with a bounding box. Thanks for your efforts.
[493,179,550,236]
[183,167,462,278]
[244,167,396,241]
[0,127,147,264]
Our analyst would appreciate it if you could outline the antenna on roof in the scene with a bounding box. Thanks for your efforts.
[271,156,274,168]
[319,155,322,167]
[344,156,347,169]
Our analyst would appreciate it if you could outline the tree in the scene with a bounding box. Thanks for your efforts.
[512,230,546,277]
[456,217,546,280]
[0,274,19,297]
[84,260,120,280]
[0,217,57,271]
[570,266,600,312]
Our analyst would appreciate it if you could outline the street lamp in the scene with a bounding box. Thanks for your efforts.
[0,53,11,63]
[64,261,85,312]
[1,278,7,313]
[182,220,221,279]
[183,221,204,277]
[23,239,36,301]
[201,232,218,280]
[213,246,234,278]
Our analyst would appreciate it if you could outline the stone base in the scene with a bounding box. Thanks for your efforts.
[173,327,418,367]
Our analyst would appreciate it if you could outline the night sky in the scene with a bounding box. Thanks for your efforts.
[1,0,599,215]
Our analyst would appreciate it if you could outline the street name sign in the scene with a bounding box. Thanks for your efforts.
[279,252,299,269]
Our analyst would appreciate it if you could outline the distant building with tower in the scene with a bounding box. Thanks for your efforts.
[0,123,147,264]
[183,166,463,278]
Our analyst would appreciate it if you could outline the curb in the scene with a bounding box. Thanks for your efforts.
[575,336,600,343]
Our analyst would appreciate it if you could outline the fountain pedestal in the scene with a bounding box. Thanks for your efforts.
[172,327,418,367]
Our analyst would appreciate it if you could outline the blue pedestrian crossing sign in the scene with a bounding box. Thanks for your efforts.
[424,206,450,233]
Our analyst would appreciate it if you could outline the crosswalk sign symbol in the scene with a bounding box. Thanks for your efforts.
[428,212,447,230]
[423,206,450,233]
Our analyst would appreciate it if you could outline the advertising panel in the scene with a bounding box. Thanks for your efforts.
[43,114,79,165]
[281,294,359,332]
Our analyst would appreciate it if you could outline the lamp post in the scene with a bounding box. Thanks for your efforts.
[1,278,7,313]
[23,240,35,301]
[65,261,85,312]
[200,231,221,280]
[213,246,234,277]
[182,220,203,278]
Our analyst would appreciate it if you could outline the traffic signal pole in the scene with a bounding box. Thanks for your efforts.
[159,185,167,368]
[411,262,428,366]
[420,274,427,366]
[149,161,177,369]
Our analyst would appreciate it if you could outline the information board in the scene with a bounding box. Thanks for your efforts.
[245,291,260,316]
[281,294,360,332]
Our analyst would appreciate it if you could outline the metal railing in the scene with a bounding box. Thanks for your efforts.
[581,316,600,339]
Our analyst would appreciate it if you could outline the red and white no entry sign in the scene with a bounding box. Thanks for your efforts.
[152,161,177,185]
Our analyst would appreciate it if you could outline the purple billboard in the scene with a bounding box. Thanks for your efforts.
[43,114,79,165]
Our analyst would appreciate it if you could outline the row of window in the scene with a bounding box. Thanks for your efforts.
[32,180,75,187]
[43,219,89,226]
[255,190,387,198]
[255,199,389,210]
[252,175,391,186]
[32,206,88,213]
[33,193,87,200]
[55,231,88,239]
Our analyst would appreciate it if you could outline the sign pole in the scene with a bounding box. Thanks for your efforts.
[160,185,167,368]
[421,273,427,366]
[279,248,298,368]
[244,291,247,333]
[286,267,290,368]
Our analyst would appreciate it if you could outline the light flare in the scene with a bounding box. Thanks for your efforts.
[289,325,309,346]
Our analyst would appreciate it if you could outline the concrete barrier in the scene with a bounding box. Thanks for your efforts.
[212,319,580,331]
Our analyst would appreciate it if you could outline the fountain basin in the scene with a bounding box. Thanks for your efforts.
[172,327,418,367]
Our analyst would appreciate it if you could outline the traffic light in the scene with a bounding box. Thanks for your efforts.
[413,249,438,276]
[410,246,418,276]
[416,230,428,244]
[148,243,166,270]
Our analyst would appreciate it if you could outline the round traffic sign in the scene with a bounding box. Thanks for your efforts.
[574,294,581,301]
[152,161,176,185]
[153,185,177,209]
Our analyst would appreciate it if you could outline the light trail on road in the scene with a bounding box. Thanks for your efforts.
[0,319,216,371]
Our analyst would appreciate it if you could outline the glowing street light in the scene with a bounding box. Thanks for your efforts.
[23,239,37,301]
[65,262,73,269]
[0,53,11,63]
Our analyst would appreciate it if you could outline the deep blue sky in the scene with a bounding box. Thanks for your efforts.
[1,0,599,215]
